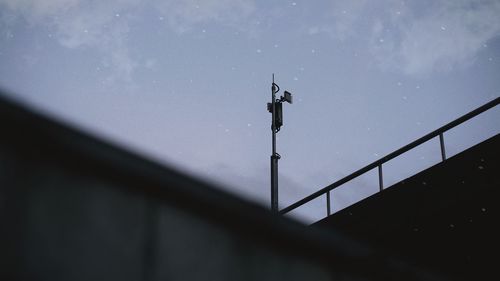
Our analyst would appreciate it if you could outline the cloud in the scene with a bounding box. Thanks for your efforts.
[327,0,500,75]
[0,0,256,82]
[0,0,141,84]
[154,0,256,33]
[328,0,370,41]
[379,0,500,75]
[0,0,80,21]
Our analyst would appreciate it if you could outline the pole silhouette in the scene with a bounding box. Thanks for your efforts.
[268,74,293,213]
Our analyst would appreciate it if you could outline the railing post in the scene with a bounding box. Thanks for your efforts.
[326,190,331,216]
[439,133,446,161]
[378,164,383,192]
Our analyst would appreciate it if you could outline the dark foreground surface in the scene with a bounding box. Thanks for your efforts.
[315,134,500,281]
[0,91,446,281]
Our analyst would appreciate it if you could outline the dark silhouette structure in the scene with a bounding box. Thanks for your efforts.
[0,90,441,280]
[267,75,293,213]
[277,96,499,280]
[315,133,500,281]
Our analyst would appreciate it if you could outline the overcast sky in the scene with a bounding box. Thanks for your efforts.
[1,0,499,222]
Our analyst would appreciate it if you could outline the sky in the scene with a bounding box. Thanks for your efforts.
[1,0,499,223]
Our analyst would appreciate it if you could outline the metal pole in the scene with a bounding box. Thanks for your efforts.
[271,74,279,213]
[439,133,446,162]
[326,191,331,216]
[378,164,383,192]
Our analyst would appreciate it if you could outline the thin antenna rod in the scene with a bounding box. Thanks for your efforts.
[270,73,278,212]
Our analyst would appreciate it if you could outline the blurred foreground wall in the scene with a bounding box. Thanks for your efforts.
[0,92,440,281]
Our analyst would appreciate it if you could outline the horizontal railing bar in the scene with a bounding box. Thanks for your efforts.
[280,97,499,215]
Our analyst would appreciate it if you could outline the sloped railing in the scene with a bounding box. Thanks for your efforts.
[280,97,500,219]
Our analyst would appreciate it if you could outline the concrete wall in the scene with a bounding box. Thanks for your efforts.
[0,92,438,281]
[0,150,332,281]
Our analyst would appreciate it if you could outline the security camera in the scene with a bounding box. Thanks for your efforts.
[283,91,293,104]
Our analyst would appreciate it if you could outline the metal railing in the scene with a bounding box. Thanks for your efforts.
[280,97,500,217]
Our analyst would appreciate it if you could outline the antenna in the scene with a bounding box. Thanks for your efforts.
[267,74,294,213]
